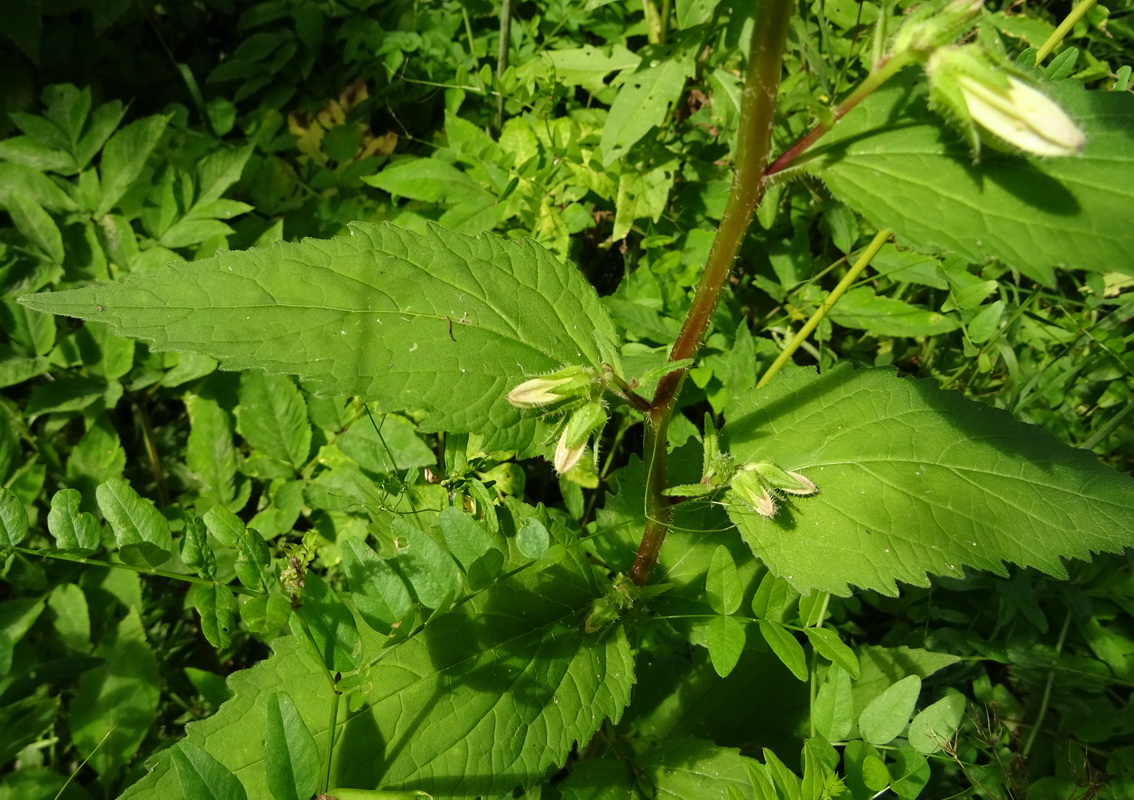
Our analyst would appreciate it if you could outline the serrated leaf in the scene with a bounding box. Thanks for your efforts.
[116,548,634,800]
[542,44,641,92]
[340,537,412,635]
[391,517,460,609]
[192,583,238,649]
[0,487,29,548]
[803,627,860,678]
[705,545,742,615]
[362,158,480,202]
[95,478,174,567]
[70,608,160,776]
[237,372,311,473]
[19,222,620,453]
[858,674,922,745]
[638,737,764,800]
[48,583,91,652]
[195,146,253,209]
[171,741,248,800]
[293,572,359,672]
[808,73,1134,282]
[907,693,966,754]
[438,506,499,572]
[707,614,746,677]
[203,504,245,548]
[97,115,169,215]
[186,394,239,510]
[759,620,808,681]
[601,55,695,166]
[161,219,235,249]
[724,365,1134,595]
[516,517,551,560]
[6,195,64,263]
[263,691,320,800]
[47,488,100,552]
[182,514,217,580]
[337,413,436,473]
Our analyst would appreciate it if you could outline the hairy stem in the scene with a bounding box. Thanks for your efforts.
[630,0,795,586]
[766,51,915,177]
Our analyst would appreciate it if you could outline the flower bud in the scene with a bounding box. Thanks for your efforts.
[927,45,1085,158]
[507,375,574,408]
[741,461,818,496]
[731,470,779,520]
[889,0,982,60]
[554,428,587,474]
[506,365,593,409]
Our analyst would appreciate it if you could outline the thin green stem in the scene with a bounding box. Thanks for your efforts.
[11,546,263,596]
[757,229,891,389]
[1080,399,1134,451]
[1035,0,1096,64]
[1021,609,1072,757]
[630,0,795,587]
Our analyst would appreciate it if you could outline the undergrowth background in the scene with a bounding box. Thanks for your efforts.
[1,0,1133,797]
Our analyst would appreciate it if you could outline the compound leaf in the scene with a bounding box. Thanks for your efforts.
[19,223,619,453]
[724,365,1134,595]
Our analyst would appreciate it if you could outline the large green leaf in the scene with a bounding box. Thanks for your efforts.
[723,365,1134,595]
[19,223,620,453]
[601,51,695,166]
[806,73,1134,283]
[117,548,634,799]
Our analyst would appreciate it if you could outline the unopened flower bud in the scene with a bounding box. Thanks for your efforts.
[731,471,779,520]
[507,375,574,408]
[507,365,595,409]
[955,73,1085,156]
[742,461,818,496]
[890,0,982,60]
[554,428,587,474]
[927,45,1085,158]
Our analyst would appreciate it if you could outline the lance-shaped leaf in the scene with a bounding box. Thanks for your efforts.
[723,365,1134,596]
[19,223,621,453]
[116,548,634,800]
[804,73,1134,284]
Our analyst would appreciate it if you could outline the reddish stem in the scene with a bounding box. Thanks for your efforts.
[629,0,796,587]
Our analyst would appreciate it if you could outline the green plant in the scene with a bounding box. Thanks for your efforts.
[3,0,1134,798]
